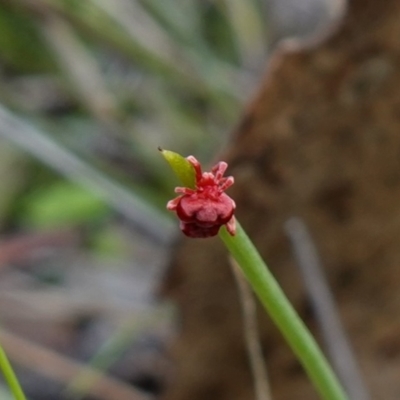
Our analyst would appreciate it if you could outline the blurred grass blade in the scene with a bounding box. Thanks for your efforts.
[66,305,173,399]
[40,11,117,120]
[223,0,267,70]
[13,0,250,116]
[0,328,152,400]
[15,0,190,80]
[0,344,27,400]
[95,0,192,73]
[0,1,55,73]
[138,0,202,47]
[93,0,250,101]
[0,103,175,245]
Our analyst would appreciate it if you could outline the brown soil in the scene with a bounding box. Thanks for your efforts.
[162,0,400,399]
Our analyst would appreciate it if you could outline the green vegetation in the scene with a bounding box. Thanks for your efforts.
[0,1,267,398]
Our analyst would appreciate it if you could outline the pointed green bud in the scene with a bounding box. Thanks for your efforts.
[159,148,196,189]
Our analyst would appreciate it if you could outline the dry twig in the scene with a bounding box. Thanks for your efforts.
[0,328,153,400]
[285,217,370,400]
[230,256,273,400]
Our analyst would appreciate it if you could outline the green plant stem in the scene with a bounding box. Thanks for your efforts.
[219,221,348,400]
[0,344,27,400]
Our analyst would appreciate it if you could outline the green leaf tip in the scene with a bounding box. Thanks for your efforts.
[159,148,196,189]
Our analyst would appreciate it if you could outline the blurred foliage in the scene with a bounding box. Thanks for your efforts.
[0,1,269,397]
[0,0,267,245]
[20,181,108,229]
[0,4,55,72]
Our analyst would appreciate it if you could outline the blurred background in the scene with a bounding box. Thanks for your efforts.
[0,0,273,399]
